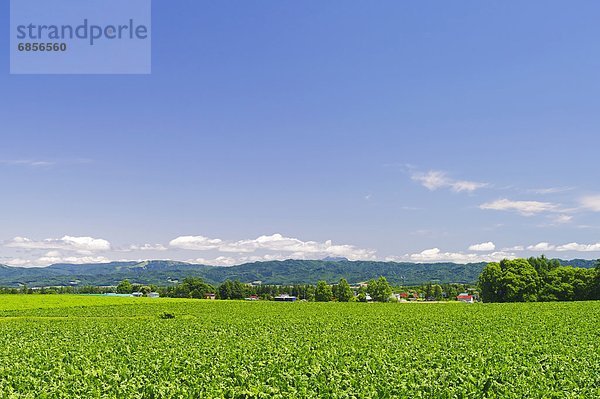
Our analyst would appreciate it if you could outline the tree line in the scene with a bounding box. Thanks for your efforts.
[1,276,476,302]
[98,276,397,302]
[158,276,395,302]
[150,276,473,302]
[478,256,600,302]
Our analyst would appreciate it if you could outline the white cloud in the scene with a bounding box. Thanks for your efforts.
[527,242,556,251]
[191,256,238,266]
[4,258,32,267]
[36,252,111,265]
[526,241,600,252]
[2,233,375,267]
[0,159,92,168]
[0,159,55,167]
[217,239,260,253]
[5,251,111,267]
[452,180,487,192]
[480,199,560,216]
[502,245,525,251]
[529,187,575,195]
[170,233,376,261]
[191,253,300,266]
[468,242,496,251]
[580,195,600,212]
[413,171,447,190]
[127,244,168,251]
[555,242,600,252]
[5,236,111,254]
[239,254,296,263]
[232,234,376,260]
[551,214,573,224]
[411,170,487,193]
[490,241,600,253]
[169,236,223,250]
[397,248,514,263]
[400,206,423,211]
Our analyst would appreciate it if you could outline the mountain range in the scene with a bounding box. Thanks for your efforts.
[0,258,596,288]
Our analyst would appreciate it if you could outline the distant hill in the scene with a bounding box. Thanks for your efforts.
[0,258,596,288]
[321,257,349,262]
[557,258,598,269]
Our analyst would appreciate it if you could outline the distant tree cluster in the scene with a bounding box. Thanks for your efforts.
[334,278,354,302]
[0,285,79,295]
[217,280,248,300]
[159,278,316,301]
[157,276,395,302]
[2,275,484,303]
[163,278,214,298]
[479,256,600,302]
[419,283,444,300]
[368,276,393,302]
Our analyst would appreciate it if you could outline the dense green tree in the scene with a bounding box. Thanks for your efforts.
[571,268,594,300]
[500,259,540,302]
[539,267,594,301]
[479,260,539,302]
[442,283,465,299]
[588,260,600,300]
[218,280,234,299]
[478,262,503,302]
[335,278,354,302]
[527,255,559,279]
[539,267,573,301]
[116,279,133,294]
[357,286,368,302]
[230,281,248,299]
[432,284,443,301]
[304,285,315,302]
[315,281,333,302]
[478,257,600,303]
[424,283,433,298]
[369,276,392,302]
[171,277,214,299]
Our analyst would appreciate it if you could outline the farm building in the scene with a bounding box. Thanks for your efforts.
[457,293,474,303]
[274,294,297,302]
[204,293,216,300]
[131,292,143,297]
[147,292,159,298]
[392,293,410,301]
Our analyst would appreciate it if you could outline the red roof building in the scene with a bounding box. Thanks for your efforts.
[456,293,474,303]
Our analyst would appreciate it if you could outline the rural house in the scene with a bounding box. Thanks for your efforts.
[457,293,474,303]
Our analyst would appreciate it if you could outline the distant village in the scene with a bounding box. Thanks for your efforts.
[93,277,479,303]
[4,276,479,302]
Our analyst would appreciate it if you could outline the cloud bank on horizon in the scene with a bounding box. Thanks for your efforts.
[3,219,600,267]
[2,167,600,267]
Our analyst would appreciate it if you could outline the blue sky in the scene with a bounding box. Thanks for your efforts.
[2,1,600,266]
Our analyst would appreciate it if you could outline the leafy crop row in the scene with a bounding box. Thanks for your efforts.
[0,296,597,398]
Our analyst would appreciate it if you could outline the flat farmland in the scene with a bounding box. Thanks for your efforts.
[0,296,598,398]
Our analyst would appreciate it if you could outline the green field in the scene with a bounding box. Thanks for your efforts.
[0,296,598,398]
